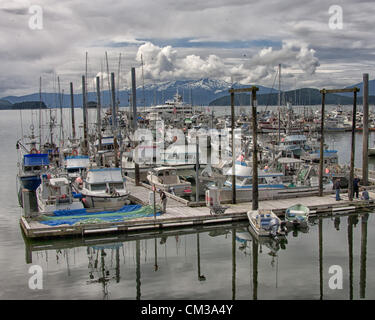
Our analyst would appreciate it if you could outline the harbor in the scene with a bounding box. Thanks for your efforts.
[2,0,375,302]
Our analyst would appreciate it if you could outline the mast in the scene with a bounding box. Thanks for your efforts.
[70,82,76,140]
[278,64,281,142]
[105,51,111,106]
[58,76,64,146]
[141,54,145,112]
[117,53,121,112]
[39,76,42,149]
[82,75,88,155]
[96,76,102,151]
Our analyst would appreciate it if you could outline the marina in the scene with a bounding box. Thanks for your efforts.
[2,0,375,302]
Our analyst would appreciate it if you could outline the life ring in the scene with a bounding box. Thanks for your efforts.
[72,149,78,156]
[30,147,38,154]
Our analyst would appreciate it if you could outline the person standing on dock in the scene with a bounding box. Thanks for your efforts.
[334,178,341,201]
[353,176,360,199]
[160,190,167,214]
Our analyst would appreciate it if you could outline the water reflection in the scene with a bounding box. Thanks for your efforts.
[22,212,371,300]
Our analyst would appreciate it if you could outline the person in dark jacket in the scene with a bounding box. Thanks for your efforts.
[334,178,341,201]
[159,190,167,213]
[353,176,360,199]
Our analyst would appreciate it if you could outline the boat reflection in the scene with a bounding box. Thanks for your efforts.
[21,211,370,300]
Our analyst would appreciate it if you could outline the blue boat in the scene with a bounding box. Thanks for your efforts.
[18,153,49,191]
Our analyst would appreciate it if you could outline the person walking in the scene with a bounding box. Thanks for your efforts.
[353,176,360,199]
[160,190,167,214]
[334,178,341,201]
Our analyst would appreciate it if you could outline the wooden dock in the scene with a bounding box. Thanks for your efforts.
[20,179,375,239]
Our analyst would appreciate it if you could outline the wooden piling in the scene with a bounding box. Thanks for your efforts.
[349,89,359,201]
[319,90,326,197]
[230,90,236,204]
[362,73,369,186]
[131,67,140,185]
[251,87,259,210]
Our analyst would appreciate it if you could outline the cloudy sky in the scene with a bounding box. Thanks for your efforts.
[0,0,374,97]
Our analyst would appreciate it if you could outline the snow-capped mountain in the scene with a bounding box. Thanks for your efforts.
[1,78,274,108]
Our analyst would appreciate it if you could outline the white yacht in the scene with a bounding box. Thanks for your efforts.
[145,92,193,120]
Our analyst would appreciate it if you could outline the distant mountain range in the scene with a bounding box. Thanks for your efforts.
[209,88,375,106]
[0,100,47,110]
[1,77,374,109]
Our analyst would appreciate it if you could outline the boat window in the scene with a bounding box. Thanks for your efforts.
[157,172,164,177]
[67,168,79,173]
[33,166,41,171]
[243,178,251,185]
[24,166,32,172]
[170,171,176,176]
[90,183,107,191]
[109,183,124,190]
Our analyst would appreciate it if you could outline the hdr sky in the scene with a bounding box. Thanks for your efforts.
[0,0,374,97]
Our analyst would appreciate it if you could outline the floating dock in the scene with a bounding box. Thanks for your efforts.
[20,178,375,239]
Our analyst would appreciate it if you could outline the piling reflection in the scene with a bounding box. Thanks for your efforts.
[360,213,369,298]
[21,212,371,300]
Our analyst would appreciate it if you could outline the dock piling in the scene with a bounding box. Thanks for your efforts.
[251,86,259,210]
[362,73,369,186]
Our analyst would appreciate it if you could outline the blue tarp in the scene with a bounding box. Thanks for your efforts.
[52,204,142,216]
[40,204,161,226]
[24,154,49,166]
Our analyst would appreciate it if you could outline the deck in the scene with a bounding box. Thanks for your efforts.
[20,178,375,239]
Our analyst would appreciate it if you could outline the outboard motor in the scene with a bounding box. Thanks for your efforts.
[270,217,280,237]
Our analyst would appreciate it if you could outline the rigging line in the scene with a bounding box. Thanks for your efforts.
[265,68,279,112]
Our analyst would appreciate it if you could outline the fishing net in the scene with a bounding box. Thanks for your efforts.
[39,205,162,226]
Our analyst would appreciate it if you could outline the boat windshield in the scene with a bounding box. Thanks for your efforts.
[90,183,107,191]
[108,183,124,190]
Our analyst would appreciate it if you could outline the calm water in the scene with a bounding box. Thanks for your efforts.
[1,108,375,300]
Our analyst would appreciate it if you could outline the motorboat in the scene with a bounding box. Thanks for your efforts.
[65,155,90,182]
[77,168,130,209]
[36,175,84,214]
[147,167,192,196]
[285,203,310,228]
[247,209,286,238]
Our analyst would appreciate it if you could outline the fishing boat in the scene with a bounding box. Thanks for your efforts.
[76,168,130,209]
[213,161,333,202]
[65,155,90,182]
[247,209,286,239]
[146,167,192,196]
[17,153,50,192]
[285,203,310,228]
[36,175,84,214]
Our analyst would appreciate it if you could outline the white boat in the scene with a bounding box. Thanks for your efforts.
[77,168,130,209]
[285,203,310,228]
[36,176,84,214]
[147,167,192,196]
[160,144,204,169]
[247,209,286,238]
[145,92,193,121]
[65,155,90,182]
